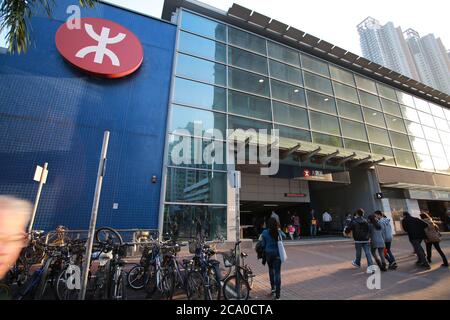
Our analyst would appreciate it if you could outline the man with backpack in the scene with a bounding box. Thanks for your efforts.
[344,208,375,274]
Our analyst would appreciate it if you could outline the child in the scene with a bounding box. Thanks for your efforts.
[288,225,295,240]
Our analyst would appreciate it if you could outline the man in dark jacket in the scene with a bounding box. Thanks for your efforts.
[345,209,375,273]
[401,211,430,269]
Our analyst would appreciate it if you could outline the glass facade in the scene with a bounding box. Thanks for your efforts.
[166,9,450,238]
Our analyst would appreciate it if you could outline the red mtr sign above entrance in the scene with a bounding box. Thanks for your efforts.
[56,18,143,78]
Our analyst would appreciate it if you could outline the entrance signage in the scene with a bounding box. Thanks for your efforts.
[56,18,143,78]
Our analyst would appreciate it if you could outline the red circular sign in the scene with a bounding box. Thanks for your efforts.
[56,18,143,78]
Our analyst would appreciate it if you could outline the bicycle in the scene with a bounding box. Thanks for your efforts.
[222,241,254,300]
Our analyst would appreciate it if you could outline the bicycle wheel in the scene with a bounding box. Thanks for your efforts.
[127,265,147,290]
[222,273,250,300]
[34,258,54,300]
[206,269,221,300]
[144,264,157,298]
[186,271,205,300]
[110,271,127,300]
[56,267,80,300]
[95,227,123,246]
[158,268,175,300]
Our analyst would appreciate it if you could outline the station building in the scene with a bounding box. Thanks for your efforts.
[1,0,450,240]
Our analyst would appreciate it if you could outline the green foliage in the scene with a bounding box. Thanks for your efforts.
[0,0,97,54]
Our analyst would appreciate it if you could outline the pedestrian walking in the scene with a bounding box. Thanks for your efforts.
[288,225,295,241]
[344,209,375,273]
[401,211,430,269]
[374,211,397,270]
[291,213,300,239]
[420,212,449,268]
[322,210,332,234]
[260,217,286,300]
[368,214,387,272]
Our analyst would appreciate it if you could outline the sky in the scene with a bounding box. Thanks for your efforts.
[105,0,450,56]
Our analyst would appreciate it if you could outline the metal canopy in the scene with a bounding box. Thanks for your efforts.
[382,183,450,193]
[161,0,450,106]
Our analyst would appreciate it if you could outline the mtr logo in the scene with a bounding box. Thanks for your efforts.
[56,18,143,78]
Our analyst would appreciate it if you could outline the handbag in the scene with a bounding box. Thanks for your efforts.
[278,235,287,263]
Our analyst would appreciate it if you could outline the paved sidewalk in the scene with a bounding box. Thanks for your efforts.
[248,236,450,300]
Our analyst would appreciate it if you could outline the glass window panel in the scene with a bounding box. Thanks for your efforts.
[418,111,435,127]
[181,11,226,41]
[271,80,306,106]
[306,90,337,115]
[170,105,226,134]
[178,31,226,63]
[276,125,311,142]
[429,103,446,119]
[228,67,269,97]
[310,111,341,135]
[413,97,431,113]
[228,27,266,55]
[165,168,227,204]
[173,78,226,112]
[312,132,343,148]
[273,101,309,129]
[405,121,425,138]
[424,127,440,142]
[394,149,416,168]
[432,157,450,173]
[445,109,450,121]
[410,137,430,154]
[168,135,226,171]
[176,53,226,86]
[414,153,434,171]
[228,115,272,131]
[367,126,390,146]
[363,108,386,128]
[428,141,445,157]
[228,46,268,75]
[344,139,370,153]
[164,205,227,241]
[301,54,330,77]
[377,84,397,101]
[439,131,450,143]
[269,59,303,86]
[329,65,355,86]
[401,106,420,123]
[434,118,450,132]
[371,144,394,157]
[267,41,300,67]
[333,82,359,104]
[228,90,272,121]
[381,98,402,117]
[303,71,333,95]
[359,91,382,111]
[389,132,411,150]
[340,119,368,141]
[396,91,415,107]
[336,100,363,122]
[385,115,406,133]
[355,75,377,94]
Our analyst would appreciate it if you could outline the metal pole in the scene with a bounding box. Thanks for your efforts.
[235,182,241,299]
[28,162,48,233]
[79,131,110,300]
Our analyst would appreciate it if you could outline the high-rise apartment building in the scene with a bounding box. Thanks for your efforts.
[359,17,450,95]
[357,17,419,80]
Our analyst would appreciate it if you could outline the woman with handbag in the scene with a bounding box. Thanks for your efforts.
[420,212,449,267]
[260,217,286,300]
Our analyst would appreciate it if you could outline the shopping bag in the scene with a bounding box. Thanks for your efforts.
[278,235,287,263]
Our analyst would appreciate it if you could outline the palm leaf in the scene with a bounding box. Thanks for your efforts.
[0,0,97,54]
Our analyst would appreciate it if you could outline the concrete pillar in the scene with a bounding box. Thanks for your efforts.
[226,144,237,241]
[380,198,397,235]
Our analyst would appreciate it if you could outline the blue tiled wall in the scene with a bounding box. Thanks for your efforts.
[0,0,176,231]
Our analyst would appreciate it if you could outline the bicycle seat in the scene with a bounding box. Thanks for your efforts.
[241,252,248,258]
